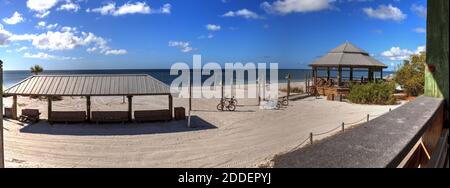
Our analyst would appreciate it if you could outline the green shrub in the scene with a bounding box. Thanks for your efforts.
[394,52,425,96]
[348,82,397,105]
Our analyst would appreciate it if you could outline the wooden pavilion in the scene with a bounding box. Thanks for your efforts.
[2,74,173,123]
[309,42,388,98]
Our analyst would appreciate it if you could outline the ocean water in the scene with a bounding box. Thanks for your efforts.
[2,69,393,88]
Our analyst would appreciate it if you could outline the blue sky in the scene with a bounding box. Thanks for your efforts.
[0,0,427,70]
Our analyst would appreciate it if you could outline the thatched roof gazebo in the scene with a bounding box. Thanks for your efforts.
[309,42,387,98]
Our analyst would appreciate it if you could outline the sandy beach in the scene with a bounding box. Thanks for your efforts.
[2,82,404,168]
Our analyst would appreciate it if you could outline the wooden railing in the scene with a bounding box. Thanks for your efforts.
[273,96,448,168]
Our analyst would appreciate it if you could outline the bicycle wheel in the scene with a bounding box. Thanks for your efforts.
[276,102,281,109]
[282,99,289,106]
[227,104,236,111]
[217,103,224,111]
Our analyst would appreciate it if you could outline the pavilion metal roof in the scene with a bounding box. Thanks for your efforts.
[3,74,171,96]
[310,42,388,68]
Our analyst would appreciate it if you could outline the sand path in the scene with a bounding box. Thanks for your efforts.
[3,94,402,168]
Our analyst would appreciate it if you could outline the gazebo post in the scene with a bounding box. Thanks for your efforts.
[337,66,342,87]
[327,68,330,81]
[380,69,383,81]
[312,67,317,86]
[168,94,173,120]
[47,97,52,121]
[350,67,354,81]
[12,95,18,120]
[127,96,133,122]
[86,96,91,122]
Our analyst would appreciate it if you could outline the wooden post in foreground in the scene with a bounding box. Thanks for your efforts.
[0,60,4,168]
[127,96,133,122]
[168,94,173,120]
[86,96,91,122]
[12,95,17,120]
[188,79,192,128]
[425,0,449,106]
[47,97,52,121]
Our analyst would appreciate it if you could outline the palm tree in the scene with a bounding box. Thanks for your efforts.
[30,65,44,75]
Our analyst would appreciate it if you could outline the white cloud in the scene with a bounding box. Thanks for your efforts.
[3,11,25,25]
[57,1,80,12]
[411,4,426,18]
[160,4,172,14]
[413,27,426,33]
[222,9,262,19]
[8,29,126,56]
[114,2,151,15]
[31,31,82,50]
[261,0,334,15]
[206,24,221,31]
[26,0,59,12]
[89,2,171,16]
[27,0,58,18]
[16,46,29,52]
[104,49,127,55]
[37,21,46,27]
[198,33,214,39]
[0,24,13,46]
[381,46,426,61]
[363,4,406,21]
[415,46,426,54]
[8,33,36,41]
[61,26,77,32]
[36,21,59,30]
[35,11,51,18]
[24,52,80,60]
[168,41,194,53]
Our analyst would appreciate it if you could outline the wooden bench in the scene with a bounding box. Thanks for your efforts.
[50,111,86,124]
[91,111,128,124]
[134,110,172,123]
[18,109,41,123]
[3,107,13,118]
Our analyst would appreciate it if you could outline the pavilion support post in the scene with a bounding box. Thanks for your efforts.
[47,97,52,121]
[12,95,18,120]
[337,67,342,87]
[86,96,91,122]
[286,73,291,99]
[380,69,383,81]
[350,67,354,81]
[305,73,308,93]
[312,67,317,87]
[127,96,133,122]
[168,94,173,120]
[327,68,330,81]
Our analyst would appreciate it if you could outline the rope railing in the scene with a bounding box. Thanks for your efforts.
[291,108,394,149]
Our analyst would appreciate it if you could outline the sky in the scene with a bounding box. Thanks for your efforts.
[0,0,427,71]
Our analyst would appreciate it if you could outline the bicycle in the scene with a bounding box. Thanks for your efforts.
[279,96,289,106]
[217,98,237,111]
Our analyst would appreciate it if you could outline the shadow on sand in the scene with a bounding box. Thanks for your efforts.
[19,116,217,136]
